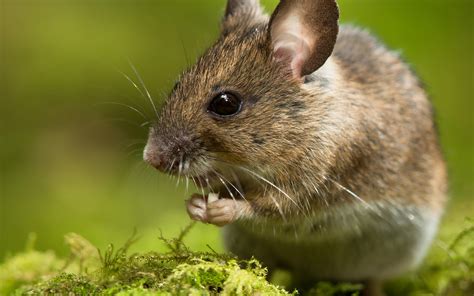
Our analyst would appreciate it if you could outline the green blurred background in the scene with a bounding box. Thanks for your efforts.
[1,0,472,260]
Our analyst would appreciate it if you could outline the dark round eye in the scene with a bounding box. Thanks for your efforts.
[207,92,242,117]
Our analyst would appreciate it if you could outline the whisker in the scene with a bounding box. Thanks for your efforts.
[229,169,245,197]
[167,157,176,174]
[207,157,288,221]
[116,70,147,101]
[233,165,302,211]
[216,175,236,204]
[205,175,215,193]
[95,101,148,119]
[268,195,286,222]
[99,118,145,128]
[179,34,190,67]
[189,176,207,199]
[126,148,145,158]
[329,178,370,208]
[177,155,183,187]
[185,175,190,193]
[199,178,206,198]
[125,140,146,149]
[128,60,159,118]
[311,180,329,207]
[212,169,248,204]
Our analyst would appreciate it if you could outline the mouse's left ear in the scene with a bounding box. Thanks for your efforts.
[269,0,339,79]
[222,0,267,36]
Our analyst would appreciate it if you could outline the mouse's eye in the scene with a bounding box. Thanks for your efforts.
[207,92,242,117]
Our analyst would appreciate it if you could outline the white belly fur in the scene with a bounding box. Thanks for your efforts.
[222,200,441,281]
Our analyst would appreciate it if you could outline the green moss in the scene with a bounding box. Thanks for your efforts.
[0,234,64,295]
[17,273,100,295]
[2,224,289,295]
[1,220,473,295]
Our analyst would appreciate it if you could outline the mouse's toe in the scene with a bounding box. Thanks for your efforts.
[206,199,241,227]
[186,194,207,222]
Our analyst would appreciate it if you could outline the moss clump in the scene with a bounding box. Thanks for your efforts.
[0,234,64,295]
[16,273,100,295]
[3,224,291,295]
[1,219,472,295]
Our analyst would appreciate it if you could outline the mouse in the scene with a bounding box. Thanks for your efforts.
[143,0,447,294]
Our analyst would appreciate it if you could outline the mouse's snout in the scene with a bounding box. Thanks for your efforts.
[144,128,199,175]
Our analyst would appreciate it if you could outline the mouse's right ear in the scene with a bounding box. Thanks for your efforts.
[221,0,267,36]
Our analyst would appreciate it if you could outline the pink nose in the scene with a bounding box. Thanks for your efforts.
[144,150,168,172]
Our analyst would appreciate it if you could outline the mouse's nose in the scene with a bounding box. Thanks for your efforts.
[144,150,167,172]
[144,128,196,175]
[143,143,180,173]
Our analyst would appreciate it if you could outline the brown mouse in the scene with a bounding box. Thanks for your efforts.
[143,0,447,293]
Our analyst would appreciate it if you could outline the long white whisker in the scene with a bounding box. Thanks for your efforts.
[205,175,215,193]
[206,156,291,220]
[229,169,245,197]
[329,178,368,206]
[268,195,286,222]
[211,169,247,202]
[190,176,205,198]
[177,155,183,187]
[95,101,147,119]
[310,179,329,207]
[234,165,301,211]
[128,60,159,117]
[117,70,147,101]
[167,158,176,174]
[217,176,236,203]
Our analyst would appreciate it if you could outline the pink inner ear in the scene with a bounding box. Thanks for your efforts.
[273,34,311,78]
[271,11,313,79]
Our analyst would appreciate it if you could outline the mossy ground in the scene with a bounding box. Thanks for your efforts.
[1,220,472,296]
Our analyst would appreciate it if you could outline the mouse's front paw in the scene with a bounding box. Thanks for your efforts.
[186,194,208,222]
[206,198,242,227]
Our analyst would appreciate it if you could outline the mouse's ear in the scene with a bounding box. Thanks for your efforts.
[222,0,267,36]
[269,0,339,79]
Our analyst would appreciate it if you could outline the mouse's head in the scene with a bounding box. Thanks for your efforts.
[144,0,339,190]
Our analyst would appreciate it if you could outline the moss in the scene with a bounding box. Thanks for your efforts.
[0,234,64,295]
[17,273,100,295]
[1,219,473,295]
[2,224,289,295]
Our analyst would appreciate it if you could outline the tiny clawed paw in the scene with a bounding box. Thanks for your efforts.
[186,195,242,227]
[185,194,207,222]
[205,199,239,227]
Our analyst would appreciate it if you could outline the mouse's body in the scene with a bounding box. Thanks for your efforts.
[144,0,447,292]
[223,25,447,283]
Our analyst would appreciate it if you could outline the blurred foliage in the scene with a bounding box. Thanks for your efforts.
[1,0,472,284]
